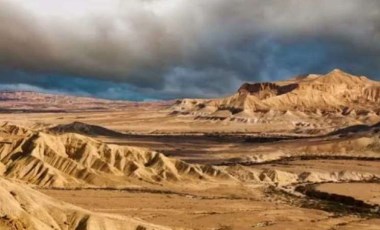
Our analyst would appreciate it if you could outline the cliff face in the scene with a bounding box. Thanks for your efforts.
[238,82,299,99]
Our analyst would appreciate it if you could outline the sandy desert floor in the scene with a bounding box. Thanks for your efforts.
[39,187,380,230]
[316,183,380,206]
[0,108,341,135]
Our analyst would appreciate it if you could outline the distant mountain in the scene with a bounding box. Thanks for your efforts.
[0,90,170,112]
[171,69,380,133]
[173,69,380,114]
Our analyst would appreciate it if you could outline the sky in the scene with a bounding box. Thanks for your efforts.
[0,0,379,101]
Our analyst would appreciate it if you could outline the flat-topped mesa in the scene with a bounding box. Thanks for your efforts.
[238,82,298,99]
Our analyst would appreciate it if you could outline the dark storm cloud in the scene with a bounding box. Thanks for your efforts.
[0,0,380,99]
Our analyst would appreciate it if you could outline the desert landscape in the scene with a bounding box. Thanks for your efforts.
[1,1,380,229]
[0,69,379,229]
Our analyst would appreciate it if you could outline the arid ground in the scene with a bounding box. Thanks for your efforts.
[1,70,380,230]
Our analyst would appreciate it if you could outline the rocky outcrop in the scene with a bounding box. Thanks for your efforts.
[238,82,298,99]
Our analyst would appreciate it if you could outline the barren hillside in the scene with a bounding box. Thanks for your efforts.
[172,69,380,134]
